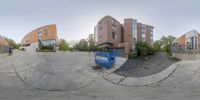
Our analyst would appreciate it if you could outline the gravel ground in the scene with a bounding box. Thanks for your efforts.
[114,53,180,77]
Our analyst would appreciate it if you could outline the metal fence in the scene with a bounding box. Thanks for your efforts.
[171,45,200,54]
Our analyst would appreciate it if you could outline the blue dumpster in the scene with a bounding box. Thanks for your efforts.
[95,51,116,69]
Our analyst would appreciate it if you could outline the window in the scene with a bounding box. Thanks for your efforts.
[41,40,56,46]
[38,31,42,36]
[142,34,146,40]
[45,29,48,36]
[112,19,115,23]
[98,35,102,39]
[99,21,102,24]
[133,37,137,48]
[38,32,42,36]
[142,25,146,33]
[133,19,137,42]
[150,27,154,44]
[141,24,146,42]
[112,25,116,32]
[38,29,42,40]
[99,27,103,31]
[151,40,153,45]
[112,19,116,26]
[195,37,197,49]
[142,24,146,32]
[142,33,146,41]
[151,35,153,41]
[151,27,154,32]
[151,33,153,39]
[112,32,116,39]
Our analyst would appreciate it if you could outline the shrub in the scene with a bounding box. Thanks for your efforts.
[68,47,74,52]
[148,46,154,55]
[153,41,161,52]
[59,39,69,51]
[136,42,155,57]
[136,42,149,57]
[163,44,172,56]
[128,51,137,59]
[94,47,103,52]
[73,39,88,51]
[5,38,21,49]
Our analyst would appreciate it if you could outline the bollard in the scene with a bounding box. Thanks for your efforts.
[95,51,116,69]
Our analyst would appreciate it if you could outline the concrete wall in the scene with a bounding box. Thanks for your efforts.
[23,42,38,52]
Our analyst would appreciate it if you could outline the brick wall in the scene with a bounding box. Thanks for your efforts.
[21,24,58,45]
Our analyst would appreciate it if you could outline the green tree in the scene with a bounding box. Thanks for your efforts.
[128,49,137,59]
[87,34,95,51]
[15,43,21,49]
[164,44,172,56]
[159,35,176,56]
[159,35,176,48]
[59,39,69,51]
[4,38,20,49]
[136,42,150,57]
[88,42,95,51]
[153,40,161,52]
[148,46,154,55]
[74,39,88,51]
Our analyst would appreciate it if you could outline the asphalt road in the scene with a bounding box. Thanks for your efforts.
[114,53,178,77]
[1,50,200,100]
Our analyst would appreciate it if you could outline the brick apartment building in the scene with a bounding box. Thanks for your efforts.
[172,30,200,52]
[94,15,154,58]
[21,24,59,46]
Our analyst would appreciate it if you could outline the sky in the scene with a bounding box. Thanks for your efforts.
[0,0,200,43]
